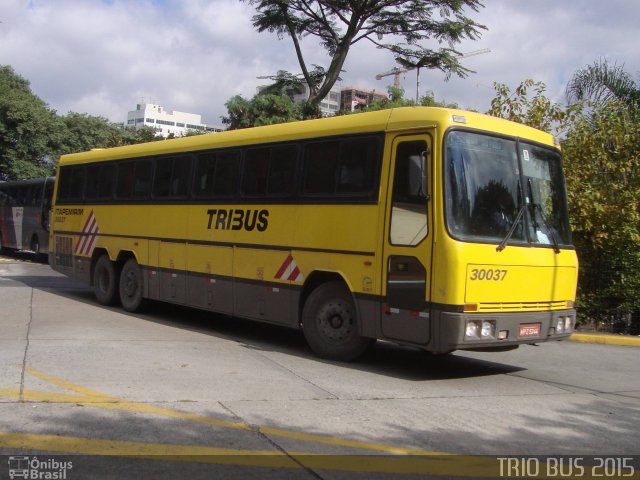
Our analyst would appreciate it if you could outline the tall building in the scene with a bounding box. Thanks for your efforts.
[126,103,224,138]
[340,87,388,112]
[288,84,342,116]
[258,84,387,116]
[258,84,342,117]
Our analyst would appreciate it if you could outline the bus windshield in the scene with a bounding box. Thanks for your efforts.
[445,130,571,247]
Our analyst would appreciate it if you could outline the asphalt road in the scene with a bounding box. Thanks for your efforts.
[1,253,638,479]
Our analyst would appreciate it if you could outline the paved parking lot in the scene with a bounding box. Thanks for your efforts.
[1,254,639,479]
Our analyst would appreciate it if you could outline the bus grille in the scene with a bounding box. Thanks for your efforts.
[54,236,73,268]
[477,300,567,312]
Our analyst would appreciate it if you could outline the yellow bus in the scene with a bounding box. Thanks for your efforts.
[49,107,578,360]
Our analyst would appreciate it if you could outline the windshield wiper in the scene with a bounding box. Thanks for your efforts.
[496,205,526,252]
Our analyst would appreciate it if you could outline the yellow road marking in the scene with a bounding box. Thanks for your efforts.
[0,432,505,477]
[29,368,116,401]
[27,369,251,431]
[4,371,639,478]
[258,426,453,456]
[0,368,456,461]
[0,432,300,468]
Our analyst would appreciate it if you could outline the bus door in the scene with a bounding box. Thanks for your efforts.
[381,134,433,345]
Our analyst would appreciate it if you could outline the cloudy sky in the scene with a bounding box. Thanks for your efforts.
[2,0,639,127]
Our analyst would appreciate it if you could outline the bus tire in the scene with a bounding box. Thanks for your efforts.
[30,235,47,263]
[119,257,146,312]
[302,281,373,361]
[94,255,118,306]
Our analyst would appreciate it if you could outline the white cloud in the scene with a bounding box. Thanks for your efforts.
[1,0,639,125]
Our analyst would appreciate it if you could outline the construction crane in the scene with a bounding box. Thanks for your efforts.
[376,48,491,92]
[375,66,409,89]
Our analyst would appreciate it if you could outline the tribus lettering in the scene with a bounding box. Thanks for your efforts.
[207,209,269,232]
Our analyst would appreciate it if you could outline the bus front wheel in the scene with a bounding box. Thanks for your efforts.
[119,257,146,312]
[94,255,118,306]
[302,281,373,361]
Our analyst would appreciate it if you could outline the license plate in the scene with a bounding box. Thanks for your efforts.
[519,323,541,337]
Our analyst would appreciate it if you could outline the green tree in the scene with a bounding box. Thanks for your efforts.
[347,85,458,113]
[222,92,306,129]
[58,112,160,153]
[0,66,60,180]
[245,0,485,108]
[487,79,572,133]
[562,102,640,323]
[566,58,640,107]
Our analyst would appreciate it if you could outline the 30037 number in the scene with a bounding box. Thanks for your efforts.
[469,268,508,281]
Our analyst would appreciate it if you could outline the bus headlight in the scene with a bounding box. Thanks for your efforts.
[481,320,496,338]
[465,321,481,339]
[564,316,574,332]
[556,318,565,334]
[465,320,496,339]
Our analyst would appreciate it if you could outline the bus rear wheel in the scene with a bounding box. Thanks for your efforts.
[94,255,118,306]
[302,281,373,361]
[30,235,47,263]
[119,257,146,312]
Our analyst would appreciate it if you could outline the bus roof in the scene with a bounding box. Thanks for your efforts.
[58,107,557,166]
[0,177,54,188]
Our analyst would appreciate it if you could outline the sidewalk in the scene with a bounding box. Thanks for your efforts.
[570,332,640,347]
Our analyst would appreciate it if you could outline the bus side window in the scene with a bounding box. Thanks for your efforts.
[57,168,71,202]
[153,156,191,198]
[84,164,115,201]
[337,138,377,195]
[302,137,380,198]
[133,160,153,199]
[214,151,240,196]
[243,148,270,196]
[268,146,297,196]
[302,141,339,195]
[69,167,86,202]
[98,164,116,200]
[170,156,191,197]
[194,150,240,198]
[153,158,173,197]
[85,165,101,200]
[194,152,217,197]
[116,162,135,199]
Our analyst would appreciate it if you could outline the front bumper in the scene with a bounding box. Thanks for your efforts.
[428,308,576,353]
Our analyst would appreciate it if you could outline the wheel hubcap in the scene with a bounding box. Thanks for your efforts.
[319,302,352,341]
[329,314,343,329]
[123,271,137,297]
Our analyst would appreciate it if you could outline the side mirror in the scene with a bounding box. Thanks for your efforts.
[406,152,428,201]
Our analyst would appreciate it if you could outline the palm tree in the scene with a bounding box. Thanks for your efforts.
[565,58,639,106]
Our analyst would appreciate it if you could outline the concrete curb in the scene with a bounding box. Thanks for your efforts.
[569,332,640,347]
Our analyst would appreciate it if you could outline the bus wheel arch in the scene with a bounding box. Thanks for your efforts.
[299,271,348,326]
[301,277,373,361]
